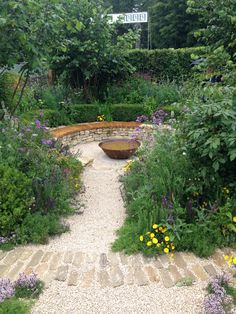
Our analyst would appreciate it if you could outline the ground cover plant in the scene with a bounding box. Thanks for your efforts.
[0,273,43,314]
[0,113,82,247]
[113,85,236,257]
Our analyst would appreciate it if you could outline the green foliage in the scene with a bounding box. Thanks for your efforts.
[0,118,82,245]
[187,0,236,58]
[16,214,69,244]
[181,86,236,192]
[0,298,32,314]
[111,104,144,121]
[176,276,194,287]
[14,280,44,299]
[105,78,180,105]
[149,0,200,49]
[69,104,100,123]
[127,47,206,81]
[0,164,33,237]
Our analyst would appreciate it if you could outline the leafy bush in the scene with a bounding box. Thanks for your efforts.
[127,47,206,81]
[111,104,145,121]
[0,116,82,245]
[105,78,180,105]
[0,165,33,237]
[0,298,31,314]
[69,104,99,123]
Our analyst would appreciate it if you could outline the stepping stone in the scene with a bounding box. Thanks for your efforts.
[174,253,187,269]
[81,268,95,288]
[68,270,79,286]
[63,252,74,264]
[41,252,53,263]
[134,267,149,286]
[204,264,217,277]
[8,261,24,280]
[98,270,110,288]
[20,249,33,261]
[49,253,62,270]
[55,265,69,282]
[0,265,10,277]
[3,249,23,265]
[144,266,159,282]
[154,258,163,269]
[126,266,134,285]
[99,253,108,268]
[72,252,84,268]
[191,264,209,281]
[108,253,120,265]
[159,269,174,288]
[211,251,226,267]
[27,250,44,268]
[35,263,49,278]
[183,268,196,281]
[0,251,7,261]
[110,266,124,288]
[168,265,182,283]
[119,253,128,265]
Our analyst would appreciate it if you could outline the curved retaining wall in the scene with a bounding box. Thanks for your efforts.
[51,122,155,147]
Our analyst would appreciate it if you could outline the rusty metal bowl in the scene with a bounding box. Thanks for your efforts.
[99,138,140,159]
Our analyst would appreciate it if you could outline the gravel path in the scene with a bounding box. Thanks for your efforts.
[30,141,206,313]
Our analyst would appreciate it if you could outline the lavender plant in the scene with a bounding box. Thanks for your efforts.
[14,272,44,299]
[0,278,15,303]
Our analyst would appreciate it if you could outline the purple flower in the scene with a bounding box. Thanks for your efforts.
[151,109,167,125]
[0,278,15,303]
[136,115,149,123]
[14,272,38,289]
[35,120,41,129]
[41,139,53,146]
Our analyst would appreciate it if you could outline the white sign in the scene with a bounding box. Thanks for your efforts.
[107,12,148,24]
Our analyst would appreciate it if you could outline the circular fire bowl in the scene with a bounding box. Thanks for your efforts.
[99,138,140,159]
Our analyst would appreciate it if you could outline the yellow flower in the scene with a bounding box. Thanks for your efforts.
[164,248,169,254]
[153,224,158,229]
[152,238,158,244]
[147,241,152,246]
[164,236,170,242]
[170,253,174,258]
[233,258,236,265]
[162,228,167,233]
[171,245,175,250]
[155,229,159,232]
[150,233,155,238]
[159,227,163,231]
[146,232,150,235]
[156,243,161,248]
[224,255,229,260]
[139,235,144,242]
[233,217,236,223]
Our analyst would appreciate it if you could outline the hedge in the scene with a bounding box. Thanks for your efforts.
[127,47,206,81]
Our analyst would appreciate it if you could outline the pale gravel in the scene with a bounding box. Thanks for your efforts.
[30,141,206,314]
[32,281,205,314]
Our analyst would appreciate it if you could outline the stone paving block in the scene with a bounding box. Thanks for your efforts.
[3,249,23,265]
[159,255,170,268]
[8,261,24,280]
[0,251,7,261]
[55,265,69,282]
[68,270,79,286]
[211,251,226,268]
[81,268,95,288]
[63,252,74,264]
[0,265,10,277]
[183,268,196,281]
[131,255,143,267]
[35,263,49,279]
[144,266,159,282]
[110,266,124,288]
[173,253,187,269]
[27,250,44,268]
[108,253,120,265]
[204,264,218,277]
[126,266,134,285]
[20,249,33,261]
[49,253,62,270]
[159,269,174,288]
[119,253,128,265]
[73,252,84,268]
[99,253,108,268]
[85,253,97,265]
[168,265,182,283]
[98,270,110,288]
[191,264,209,281]
[154,258,164,269]
[41,252,53,263]
[134,267,149,286]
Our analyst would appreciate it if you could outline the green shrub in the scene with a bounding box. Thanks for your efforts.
[0,164,33,237]
[0,72,19,111]
[69,104,99,123]
[111,104,145,121]
[0,298,31,314]
[127,47,206,81]
[16,213,68,244]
